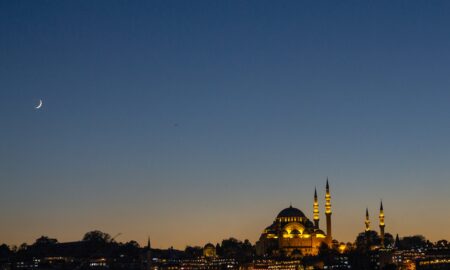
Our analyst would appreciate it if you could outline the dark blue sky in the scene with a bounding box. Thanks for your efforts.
[1,1,450,247]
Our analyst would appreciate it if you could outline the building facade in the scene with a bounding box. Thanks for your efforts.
[256,180,332,257]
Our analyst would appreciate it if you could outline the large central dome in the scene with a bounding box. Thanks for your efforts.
[277,205,306,218]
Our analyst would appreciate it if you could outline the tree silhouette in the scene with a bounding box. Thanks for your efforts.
[355,230,380,250]
[0,244,12,260]
[318,242,339,266]
[220,238,254,263]
[83,230,112,244]
[400,235,427,249]
[34,236,58,246]
[184,246,202,259]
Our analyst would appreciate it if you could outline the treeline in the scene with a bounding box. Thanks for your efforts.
[0,231,256,263]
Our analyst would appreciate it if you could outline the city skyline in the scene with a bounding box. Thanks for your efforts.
[2,0,450,249]
[0,179,442,249]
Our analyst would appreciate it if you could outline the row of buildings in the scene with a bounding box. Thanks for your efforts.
[142,180,450,270]
[3,180,450,270]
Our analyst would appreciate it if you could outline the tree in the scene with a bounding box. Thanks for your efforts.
[221,238,240,258]
[184,246,202,258]
[355,230,381,251]
[83,230,112,244]
[82,230,113,257]
[318,242,339,266]
[124,240,140,248]
[220,238,254,263]
[10,245,18,253]
[0,244,12,259]
[18,243,28,251]
[34,236,58,246]
[215,243,222,256]
[241,239,254,262]
[115,241,141,259]
[400,235,427,250]
[383,233,394,247]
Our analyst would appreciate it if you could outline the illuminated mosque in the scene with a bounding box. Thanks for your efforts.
[256,180,333,257]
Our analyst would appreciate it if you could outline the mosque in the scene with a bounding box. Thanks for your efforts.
[255,180,333,257]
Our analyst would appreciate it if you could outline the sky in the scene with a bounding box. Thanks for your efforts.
[1,0,450,249]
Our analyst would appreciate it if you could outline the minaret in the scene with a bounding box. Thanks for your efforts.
[365,208,370,232]
[313,187,319,229]
[325,179,332,245]
[379,201,385,248]
[365,208,371,249]
[145,237,152,270]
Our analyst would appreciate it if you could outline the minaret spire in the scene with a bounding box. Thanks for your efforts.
[365,208,370,232]
[147,237,151,250]
[325,178,332,246]
[379,201,385,248]
[145,237,152,270]
[313,187,319,229]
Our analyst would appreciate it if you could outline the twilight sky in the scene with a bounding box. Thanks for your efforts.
[1,1,450,248]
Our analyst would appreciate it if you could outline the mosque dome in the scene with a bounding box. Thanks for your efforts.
[277,206,306,219]
[203,243,216,258]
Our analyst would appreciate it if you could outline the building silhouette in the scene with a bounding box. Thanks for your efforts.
[256,180,332,257]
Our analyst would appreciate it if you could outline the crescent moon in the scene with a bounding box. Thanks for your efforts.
[35,99,43,109]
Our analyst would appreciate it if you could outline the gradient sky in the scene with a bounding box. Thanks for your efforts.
[2,1,450,249]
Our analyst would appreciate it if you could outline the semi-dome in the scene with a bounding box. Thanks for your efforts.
[277,205,306,218]
[264,224,277,234]
[305,220,314,228]
[314,229,325,235]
